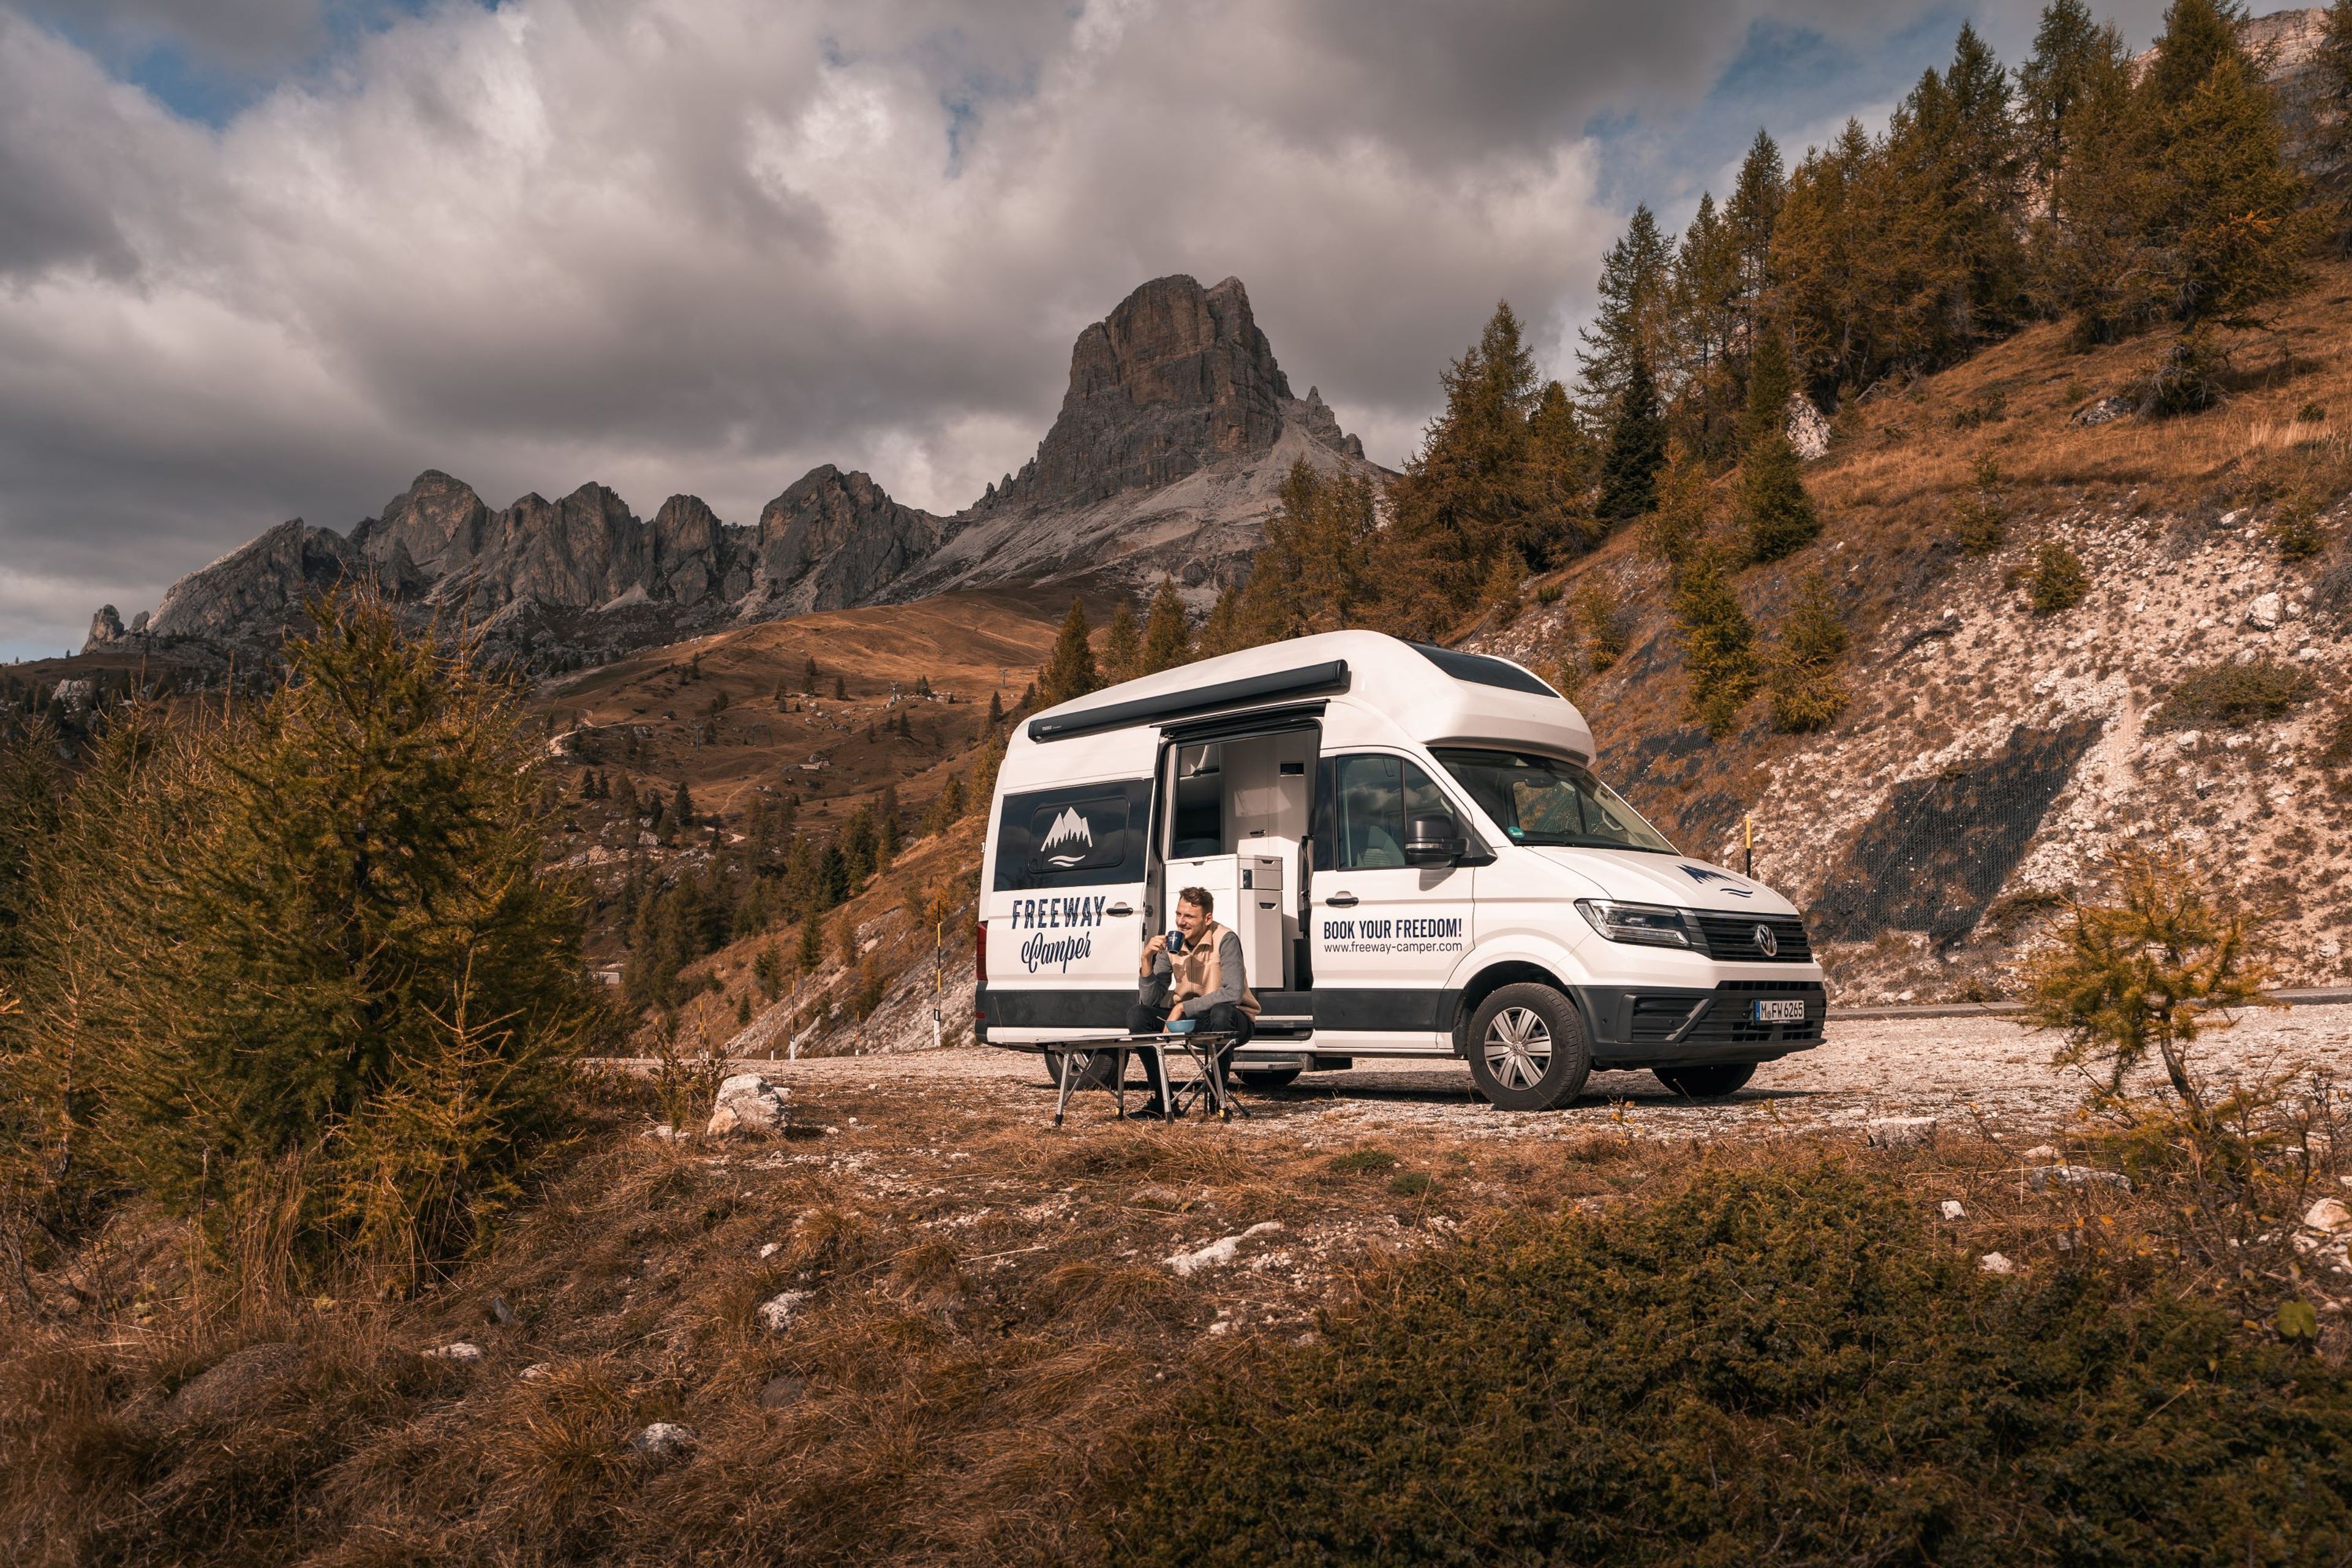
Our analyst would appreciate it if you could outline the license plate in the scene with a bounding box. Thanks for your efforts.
[1752,998,1807,1023]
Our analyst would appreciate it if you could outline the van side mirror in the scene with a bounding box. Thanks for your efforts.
[1405,813,1463,865]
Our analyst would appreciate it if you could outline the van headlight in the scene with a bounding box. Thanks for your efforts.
[1574,899,1696,949]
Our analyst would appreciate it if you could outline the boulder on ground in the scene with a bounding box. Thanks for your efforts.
[1866,1117,1937,1148]
[165,1343,306,1427]
[708,1072,791,1137]
[628,1422,696,1463]
[2026,1164,2132,1193]
[758,1290,813,1330]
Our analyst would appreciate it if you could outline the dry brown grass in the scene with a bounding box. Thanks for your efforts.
[2,1055,2343,1566]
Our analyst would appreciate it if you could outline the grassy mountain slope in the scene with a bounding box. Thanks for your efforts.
[1471,261,2352,1001]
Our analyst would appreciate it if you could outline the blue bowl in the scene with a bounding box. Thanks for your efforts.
[1166,1017,1197,1035]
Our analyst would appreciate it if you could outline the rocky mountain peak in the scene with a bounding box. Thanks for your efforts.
[985,273,1295,513]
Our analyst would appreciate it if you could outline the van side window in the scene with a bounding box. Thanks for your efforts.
[992,780,1153,891]
[1317,755,1448,871]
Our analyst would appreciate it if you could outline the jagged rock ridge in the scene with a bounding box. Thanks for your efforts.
[94,272,1384,660]
[900,274,1387,600]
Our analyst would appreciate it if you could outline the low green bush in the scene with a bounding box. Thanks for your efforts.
[2150,658,2317,730]
[2025,541,2090,614]
[1110,1163,2352,1567]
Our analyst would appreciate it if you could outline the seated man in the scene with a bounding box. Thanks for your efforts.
[1129,886,1259,1117]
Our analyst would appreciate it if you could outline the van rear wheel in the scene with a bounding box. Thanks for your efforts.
[1464,984,1591,1112]
[1043,1049,1120,1091]
[1654,1063,1755,1099]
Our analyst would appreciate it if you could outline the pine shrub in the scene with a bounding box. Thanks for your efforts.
[6,594,598,1283]
[2025,541,2090,613]
[1574,584,1629,673]
[1953,455,2008,554]
[2026,845,2267,1168]
[1113,1161,2352,1566]
[1668,555,1759,737]
[1736,432,1822,564]
[1766,573,1850,732]
[2267,497,2325,560]
[2149,658,2317,729]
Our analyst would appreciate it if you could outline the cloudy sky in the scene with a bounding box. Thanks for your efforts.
[1,0,2176,658]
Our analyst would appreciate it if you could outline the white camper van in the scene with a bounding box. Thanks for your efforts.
[975,631,1823,1110]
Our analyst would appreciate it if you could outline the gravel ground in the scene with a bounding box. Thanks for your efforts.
[682,1001,2351,1145]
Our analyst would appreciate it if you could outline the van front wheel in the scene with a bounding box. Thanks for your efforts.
[1464,984,1591,1112]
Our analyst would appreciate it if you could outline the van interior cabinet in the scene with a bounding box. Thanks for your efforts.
[1163,853,1288,990]
[1166,729,1315,994]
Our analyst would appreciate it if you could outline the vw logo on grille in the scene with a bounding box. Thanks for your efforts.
[1753,923,1779,957]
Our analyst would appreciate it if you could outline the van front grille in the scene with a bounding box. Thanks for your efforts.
[1693,913,1813,963]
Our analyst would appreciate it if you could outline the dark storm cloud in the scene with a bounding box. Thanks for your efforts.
[0,0,2074,655]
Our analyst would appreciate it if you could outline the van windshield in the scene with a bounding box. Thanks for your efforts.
[1430,748,1678,854]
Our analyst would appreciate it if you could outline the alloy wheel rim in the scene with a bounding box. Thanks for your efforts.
[1483,1006,1553,1090]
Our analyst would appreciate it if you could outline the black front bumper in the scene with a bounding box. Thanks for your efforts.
[1574,980,1825,1071]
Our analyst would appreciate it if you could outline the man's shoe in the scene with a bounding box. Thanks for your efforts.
[1133,1100,1172,1121]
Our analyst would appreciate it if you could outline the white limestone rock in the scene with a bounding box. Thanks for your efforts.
[707,1072,791,1137]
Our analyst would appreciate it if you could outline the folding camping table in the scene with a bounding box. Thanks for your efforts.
[1048,1030,1240,1126]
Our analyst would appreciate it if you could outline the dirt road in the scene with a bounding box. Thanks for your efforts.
[681,1001,2351,1144]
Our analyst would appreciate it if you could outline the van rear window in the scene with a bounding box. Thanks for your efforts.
[992,780,1153,890]
[1406,642,1560,698]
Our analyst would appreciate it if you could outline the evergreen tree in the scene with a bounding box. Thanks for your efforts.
[796,906,824,971]
[1246,461,1378,640]
[1774,119,1874,397]
[2319,0,2352,251]
[1736,431,1822,565]
[803,655,820,693]
[1101,598,1142,684]
[1596,351,1668,525]
[834,674,847,701]
[1577,205,1673,414]
[1766,573,1850,732]
[1036,598,1100,707]
[2156,50,2319,328]
[9,597,594,1273]
[2146,0,2244,111]
[1734,322,1821,564]
[878,783,903,860]
[1735,319,1796,454]
[1668,554,1760,737]
[672,778,696,828]
[1140,578,1194,673]
[1665,192,1746,462]
[1724,129,1785,329]
[1381,301,1545,613]
[2020,0,2118,180]
[1526,380,1601,560]
[1197,583,1245,658]
[1641,443,1714,568]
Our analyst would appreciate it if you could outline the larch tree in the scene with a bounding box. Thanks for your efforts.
[1101,598,1142,685]
[1139,578,1194,673]
[1576,206,1674,416]
[1036,598,1101,709]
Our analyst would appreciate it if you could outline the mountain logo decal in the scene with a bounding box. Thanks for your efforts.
[1680,864,1755,898]
[1039,806,1096,868]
